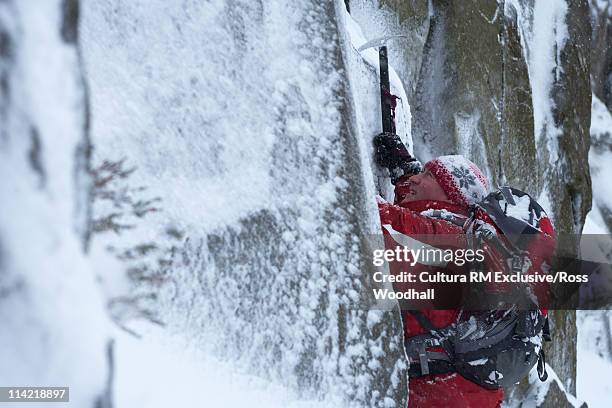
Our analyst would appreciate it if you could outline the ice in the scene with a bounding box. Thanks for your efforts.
[508,0,569,166]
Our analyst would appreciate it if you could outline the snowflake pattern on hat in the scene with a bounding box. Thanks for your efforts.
[451,166,476,189]
[424,155,489,207]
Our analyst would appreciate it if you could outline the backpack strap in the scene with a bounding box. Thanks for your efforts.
[405,311,456,376]
[408,359,455,377]
[408,310,436,331]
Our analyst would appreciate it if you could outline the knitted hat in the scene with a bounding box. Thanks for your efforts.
[424,155,489,207]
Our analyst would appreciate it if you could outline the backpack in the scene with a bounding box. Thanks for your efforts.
[405,186,555,389]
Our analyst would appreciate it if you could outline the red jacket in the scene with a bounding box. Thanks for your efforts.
[378,198,504,408]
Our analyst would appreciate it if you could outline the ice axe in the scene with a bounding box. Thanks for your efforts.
[365,35,422,191]
[358,35,407,134]
[356,35,408,53]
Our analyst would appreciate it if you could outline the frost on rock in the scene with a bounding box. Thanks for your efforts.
[586,95,612,236]
[0,0,111,407]
[577,310,612,408]
[576,95,612,408]
[82,0,407,406]
[505,364,586,408]
[508,0,591,234]
[506,0,591,399]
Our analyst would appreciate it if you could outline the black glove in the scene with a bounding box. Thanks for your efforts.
[373,132,423,183]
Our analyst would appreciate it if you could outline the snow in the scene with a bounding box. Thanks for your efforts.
[81,0,409,406]
[506,0,569,197]
[518,364,583,408]
[585,95,612,234]
[115,324,341,408]
[575,94,612,408]
[82,0,275,233]
[419,208,460,221]
[512,0,569,166]
[536,187,554,221]
[468,358,489,366]
[577,311,612,408]
[577,348,612,408]
[503,194,532,222]
[452,109,493,183]
[454,110,489,171]
[457,316,479,341]
[0,0,110,406]
[583,205,610,234]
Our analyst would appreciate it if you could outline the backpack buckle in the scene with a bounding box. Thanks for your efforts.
[511,255,524,273]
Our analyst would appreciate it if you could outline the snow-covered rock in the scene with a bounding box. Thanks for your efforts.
[0,0,111,406]
[82,0,408,406]
[575,94,612,408]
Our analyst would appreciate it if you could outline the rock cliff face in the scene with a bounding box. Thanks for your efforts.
[414,0,538,191]
[82,0,408,405]
[349,0,592,404]
[591,0,612,112]
[0,0,111,406]
[590,0,612,233]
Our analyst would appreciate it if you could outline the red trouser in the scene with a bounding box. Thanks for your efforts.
[408,373,503,408]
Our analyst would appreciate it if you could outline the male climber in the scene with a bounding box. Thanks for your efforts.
[374,132,503,408]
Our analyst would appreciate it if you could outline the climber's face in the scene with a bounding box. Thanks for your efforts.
[396,170,449,204]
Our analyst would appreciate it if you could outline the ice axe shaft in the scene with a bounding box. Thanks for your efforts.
[379,46,395,134]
